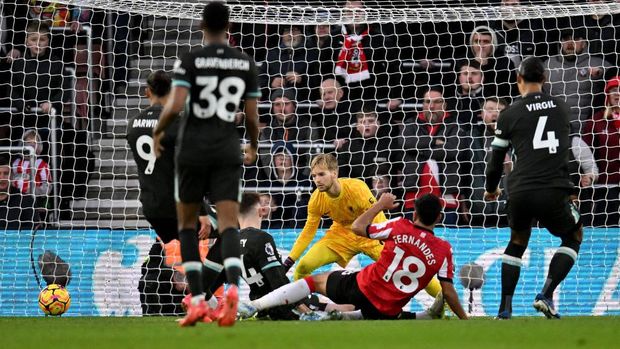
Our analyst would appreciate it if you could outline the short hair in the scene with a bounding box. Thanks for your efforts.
[414,194,442,226]
[424,85,444,97]
[356,107,378,121]
[484,96,509,109]
[202,1,229,33]
[311,153,338,172]
[460,59,482,71]
[146,70,171,98]
[26,20,50,36]
[0,154,9,167]
[239,192,261,216]
[518,56,546,83]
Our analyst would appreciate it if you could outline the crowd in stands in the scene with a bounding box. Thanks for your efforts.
[0,0,618,229]
[237,0,619,229]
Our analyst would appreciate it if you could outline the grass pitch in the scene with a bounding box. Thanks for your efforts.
[3,316,619,349]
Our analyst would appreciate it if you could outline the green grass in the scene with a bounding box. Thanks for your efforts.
[3,317,619,349]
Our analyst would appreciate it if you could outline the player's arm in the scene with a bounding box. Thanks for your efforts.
[484,111,511,200]
[286,193,322,267]
[243,58,261,164]
[355,180,387,224]
[258,235,291,289]
[153,55,192,157]
[153,86,188,158]
[437,248,468,319]
[351,193,399,238]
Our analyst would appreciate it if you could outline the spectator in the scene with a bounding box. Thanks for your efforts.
[455,60,487,125]
[313,78,356,147]
[400,87,465,225]
[461,25,516,100]
[0,155,40,230]
[467,97,510,227]
[565,2,620,70]
[262,24,318,102]
[337,108,395,185]
[582,75,620,226]
[491,0,549,67]
[335,0,401,108]
[258,193,278,230]
[9,20,64,141]
[261,141,310,229]
[544,27,612,132]
[308,13,342,100]
[259,88,317,177]
[12,129,51,221]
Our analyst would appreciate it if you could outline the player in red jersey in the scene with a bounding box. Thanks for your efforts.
[238,193,468,320]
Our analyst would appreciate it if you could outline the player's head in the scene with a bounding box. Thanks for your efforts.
[310,153,339,192]
[516,56,545,94]
[146,70,171,100]
[201,1,229,34]
[0,155,10,193]
[413,194,443,227]
[25,20,50,57]
[239,192,268,220]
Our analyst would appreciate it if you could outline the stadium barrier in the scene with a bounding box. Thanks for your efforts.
[1,227,618,317]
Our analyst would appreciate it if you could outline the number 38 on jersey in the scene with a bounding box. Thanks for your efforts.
[193,76,245,122]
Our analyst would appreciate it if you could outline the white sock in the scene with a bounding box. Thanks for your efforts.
[207,295,218,309]
[250,279,311,310]
[341,310,364,320]
[191,294,204,306]
[415,311,431,320]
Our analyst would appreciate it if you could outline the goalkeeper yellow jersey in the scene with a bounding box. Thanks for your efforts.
[289,178,387,261]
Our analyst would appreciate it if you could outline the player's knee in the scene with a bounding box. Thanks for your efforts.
[560,234,582,255]
[294,261,314,281]
[504,241,527,259]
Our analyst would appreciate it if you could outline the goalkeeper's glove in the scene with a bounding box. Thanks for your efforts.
[282,257,295,272]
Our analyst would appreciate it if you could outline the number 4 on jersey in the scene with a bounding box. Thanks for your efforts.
[533,116,559,154]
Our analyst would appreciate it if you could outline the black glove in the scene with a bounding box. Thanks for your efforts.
[282,257,295,273]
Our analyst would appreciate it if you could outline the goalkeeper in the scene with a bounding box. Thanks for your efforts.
[283,153,442,298]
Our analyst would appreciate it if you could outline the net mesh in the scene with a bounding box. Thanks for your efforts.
[0,0,618,317]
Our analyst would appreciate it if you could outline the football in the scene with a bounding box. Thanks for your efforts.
[38,284,71,316]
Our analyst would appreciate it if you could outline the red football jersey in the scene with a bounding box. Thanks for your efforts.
[356,217,455,316]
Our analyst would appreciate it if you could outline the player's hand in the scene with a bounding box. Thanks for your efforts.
[483,188,502,201]
[153,130,165,158]
[378,193,400,210]
[243,144,257,165]
[282,257,295,272]
[197,215,212,240]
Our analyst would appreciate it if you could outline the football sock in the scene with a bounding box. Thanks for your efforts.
[542,246,579,300]
[206,295,218,309]
[220,228,242,286]
[179,228,203,299]
[201,260,223,300]
[341,310,363,320]
[499,242,527,314]
[250,279,312,310]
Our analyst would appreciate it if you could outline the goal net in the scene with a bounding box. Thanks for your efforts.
[0,0,618,317]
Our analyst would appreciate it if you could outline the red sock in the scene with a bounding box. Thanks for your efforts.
[304,276,316,293]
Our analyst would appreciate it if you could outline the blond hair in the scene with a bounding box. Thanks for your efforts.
[310,153,338,172]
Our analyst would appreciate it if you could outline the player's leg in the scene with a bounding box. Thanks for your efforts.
[535,191,583,319]
[210,164,243,326]
[240,272,333,317]
[175,166,209,326]
[498,192,533,318]
[293,238,344,280]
